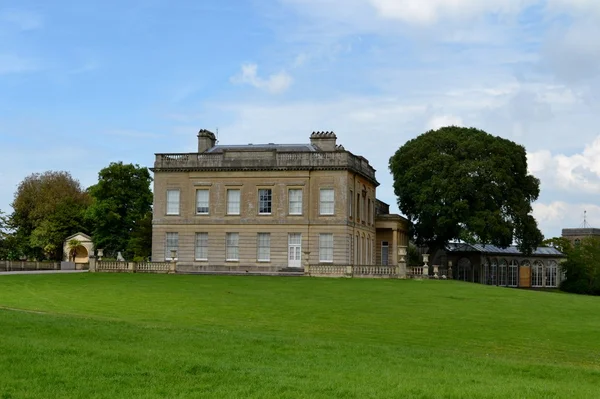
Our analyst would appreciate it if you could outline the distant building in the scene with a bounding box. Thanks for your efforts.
[561,228,600,246]
[445,243,565,288]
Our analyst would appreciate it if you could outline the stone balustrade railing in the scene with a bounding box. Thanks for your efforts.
[154,151,377,182]
[307,264,399,278]
[136,262,171,273]
[97,261,129,272]
[0,261,60,271]
[408,266,424,276]
[94,260,174,274]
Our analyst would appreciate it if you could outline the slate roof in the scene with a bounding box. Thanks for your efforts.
[446,242,564,256]
[206,144,317,153]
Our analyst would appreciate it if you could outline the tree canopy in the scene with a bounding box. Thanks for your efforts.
[560,237,600,295]
[86,162,152,260]
[389,126,543,254]
[10,171,90,260]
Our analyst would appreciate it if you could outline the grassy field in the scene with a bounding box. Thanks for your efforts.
[0,274,598,398]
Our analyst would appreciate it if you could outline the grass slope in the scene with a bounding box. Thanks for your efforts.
[0,274,598,398]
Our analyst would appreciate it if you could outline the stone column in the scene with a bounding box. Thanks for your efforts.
[392,228,398,266]
[89,255,96,272]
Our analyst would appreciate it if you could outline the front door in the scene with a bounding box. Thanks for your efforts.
[288,233,302,268]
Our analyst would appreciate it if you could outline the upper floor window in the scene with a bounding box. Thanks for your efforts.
[196,189,209,215]
[320,188,334,215]
[356,193,360,221]
[227,189,241,215]
[289,189,303,215]
[361,195,366,222]
[258,189,272,215]
[166,189,180,215]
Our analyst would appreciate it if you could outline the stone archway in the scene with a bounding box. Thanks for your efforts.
[63,232,94,265]
[457,257,472,282]
[73,245,89,263]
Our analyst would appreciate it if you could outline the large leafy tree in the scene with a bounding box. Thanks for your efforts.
[389,126,543,255]
[0,210,15,259]
[560,237,600,295]
[86,162,153,260]
[10,171,91,260]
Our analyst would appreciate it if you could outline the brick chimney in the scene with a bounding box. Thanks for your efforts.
[310,131,337,151]
[198,129,217,153]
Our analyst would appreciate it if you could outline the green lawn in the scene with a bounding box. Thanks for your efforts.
[0,274,599,398]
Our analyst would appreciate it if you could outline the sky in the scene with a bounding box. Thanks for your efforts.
[1,0,600,239]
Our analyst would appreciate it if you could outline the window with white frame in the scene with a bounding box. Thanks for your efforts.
[546,260,558,287]
[226,233,239,261]
[320,188,334,215]
[166,189,180,215]
[165,232,179,260]
[227,189,241,215]
[319,234,334,262]
[508,260,519,287]
[499,259,508,286]
[196,189,209,215]
[288,189,303,215]
[257,233,271,262]
[532,261,544,287]
[258,189,272,214]
[195,233,208,260]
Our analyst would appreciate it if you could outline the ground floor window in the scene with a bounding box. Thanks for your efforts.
[195,233,208,260]
[532,261,544,287]
[546,260,558,287]
[489,259,498,285]
[165,232,179,260]
[319,234,334,263]
[498,259,508,286]
[257,233,270,262]
[381,242,389,266]
[226,233,239,261]
[457,258,471,281]
[508,260,518,287]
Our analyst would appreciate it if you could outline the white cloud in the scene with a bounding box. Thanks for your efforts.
[369,0,534,24]
[426,115,464,131]
[230,63,293,94]
[528,136,600,194]
[533,201,600,236]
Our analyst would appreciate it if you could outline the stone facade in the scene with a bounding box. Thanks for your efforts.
[561,228,600,246]
[151,130,409,273]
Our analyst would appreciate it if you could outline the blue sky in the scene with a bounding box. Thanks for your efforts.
[2,0,600,238]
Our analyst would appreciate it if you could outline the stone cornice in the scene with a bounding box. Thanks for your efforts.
[151,150,379,186]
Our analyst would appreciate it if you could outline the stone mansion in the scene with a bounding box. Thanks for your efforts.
[151,130,410,273]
